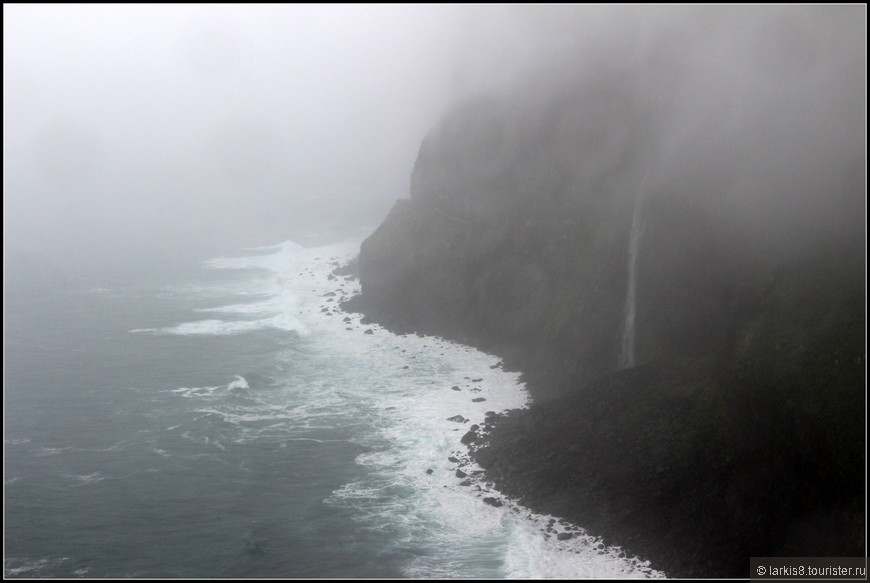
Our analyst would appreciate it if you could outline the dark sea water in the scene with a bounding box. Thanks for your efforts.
[4,235,663,579]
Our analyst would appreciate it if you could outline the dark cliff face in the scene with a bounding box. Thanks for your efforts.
[351,85,651,396]
[345,8,865,576]
[351,83,865,398]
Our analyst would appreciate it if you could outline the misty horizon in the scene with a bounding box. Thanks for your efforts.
[4,5,865,578]
[6,5,865,279]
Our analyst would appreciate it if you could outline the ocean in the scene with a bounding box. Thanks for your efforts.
[4,233,664,579]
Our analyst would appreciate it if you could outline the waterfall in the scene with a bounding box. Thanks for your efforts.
[618,173,648,370]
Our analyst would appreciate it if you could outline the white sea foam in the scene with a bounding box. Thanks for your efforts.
[169,375,250,400]
[131,312,307,336]
[228,375,250,390]
[279,240,665,579]
[4,557,71,577]
[144,237,664,578]
[34,446,72,457]
[132,242,332,338]
[63,472,107,486]
[194,302,274,315]
[5,438,31,445]
[205,240,304,271]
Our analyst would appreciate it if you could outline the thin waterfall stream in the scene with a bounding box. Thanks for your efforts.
[618,172,648,370]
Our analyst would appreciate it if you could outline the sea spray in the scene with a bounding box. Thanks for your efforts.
[618,172,648,370]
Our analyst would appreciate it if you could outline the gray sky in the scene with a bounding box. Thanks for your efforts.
[4,4,866,278]
[4,5,493,264]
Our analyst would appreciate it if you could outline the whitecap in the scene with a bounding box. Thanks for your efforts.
[170,385,223,398]
[227,375,249,390]
[131,316,308,336]
[194,302,274,315]
[129,236,662,577]
[63,472,107,486]
[4,438,31,446]
[279,237,664,578]
[34,446,71,457]
[4,557,70,577]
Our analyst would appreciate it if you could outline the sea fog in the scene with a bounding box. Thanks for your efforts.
[6,5,863,578]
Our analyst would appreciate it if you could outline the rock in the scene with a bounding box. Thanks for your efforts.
[341,67,866,576]
[557,532,573,541]
[472,397,486,402]
[426,468,434,475]
[460,430,477,445]
[364,329,374,334]
[459,479,473,487]
[451,385,461,391]
[456,469,468,478]
[447,456,461,463]
[447,415,467,423]
[482,497,503,508]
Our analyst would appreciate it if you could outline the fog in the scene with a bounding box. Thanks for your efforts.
[4,6,441,272]
[4,5,865,282]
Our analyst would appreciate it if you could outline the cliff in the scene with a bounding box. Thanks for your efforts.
[342,14,865,576]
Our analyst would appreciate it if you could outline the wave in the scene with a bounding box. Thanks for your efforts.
[169,375,251,400]
[4,557,71,578]
[277,241,664,578]
[131,241,345,338]
[119,236,662,577]
[4,438,32,446]
[62,472,108,486]
[131,313,307,336]
[194,302,275,315]
[241,240,306,253]
[204,240,304,271]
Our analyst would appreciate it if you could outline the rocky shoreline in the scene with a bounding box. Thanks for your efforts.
[465,363,752,578]
[341,222,864,578]
[337,14,865,574]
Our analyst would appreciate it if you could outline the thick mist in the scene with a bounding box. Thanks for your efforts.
[425,5,864,256]
[4,5,469,281]
[4,7,866,577]
[4,5,865,284]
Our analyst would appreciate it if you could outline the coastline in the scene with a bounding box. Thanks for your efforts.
[339,248,865,579]
[465,363,740,578]
[340,280,672,578]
